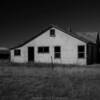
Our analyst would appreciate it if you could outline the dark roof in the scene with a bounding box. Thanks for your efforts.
[75,32,98,44]
[10,24,94,50]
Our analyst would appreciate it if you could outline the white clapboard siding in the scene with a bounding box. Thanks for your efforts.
[10,26,87,65]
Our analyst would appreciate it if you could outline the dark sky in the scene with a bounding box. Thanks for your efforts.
[0,0,100,48]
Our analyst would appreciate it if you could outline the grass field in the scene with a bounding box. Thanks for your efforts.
[0,63,100,100]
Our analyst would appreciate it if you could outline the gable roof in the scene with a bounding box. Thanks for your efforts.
[10,24,95,50]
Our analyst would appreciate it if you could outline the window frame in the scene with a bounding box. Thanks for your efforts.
[50,29,55,37]
[78,45,85,59]
[38,47,44,53]
[14,49,21,56]
[54,46,61,59]
[38,46,49,53]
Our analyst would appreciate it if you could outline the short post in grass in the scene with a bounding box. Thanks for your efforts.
[51,56,60,99]
[50,56,55,100]
[51,56,54,71]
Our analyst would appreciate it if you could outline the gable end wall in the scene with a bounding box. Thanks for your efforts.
[10,28,87,65]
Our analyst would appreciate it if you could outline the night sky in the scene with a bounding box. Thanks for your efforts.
[0,0,100,48]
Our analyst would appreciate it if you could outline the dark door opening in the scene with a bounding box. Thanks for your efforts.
[28,47,34,62]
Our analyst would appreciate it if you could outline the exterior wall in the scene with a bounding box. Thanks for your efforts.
[10,47,27,63]
[87,43,93,64]
[10,28,87,65]
[87,43,97,65]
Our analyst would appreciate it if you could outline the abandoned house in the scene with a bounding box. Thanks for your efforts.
[10,25,99,65]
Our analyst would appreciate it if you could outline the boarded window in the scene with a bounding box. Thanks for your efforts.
[50,29,55,37]
[14,49,21,56]
[78,45,85,58]
[54,46,61,58]
[38,47,49,53]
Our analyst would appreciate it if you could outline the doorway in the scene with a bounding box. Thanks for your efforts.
[28,47,34,62]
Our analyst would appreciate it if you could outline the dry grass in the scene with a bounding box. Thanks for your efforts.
[0,63,100,100]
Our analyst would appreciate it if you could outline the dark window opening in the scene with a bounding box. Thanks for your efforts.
[38,47,49,53]
[78,53,85,58]
[78,45,85,58]
[55,46,60,52]
[78,45,85,52]
[55,53,61,58]
[54,46,61,58]
[44,47,49,53]
[38,47,44,53]
[50,29,55,37]
[14,49,21,56]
